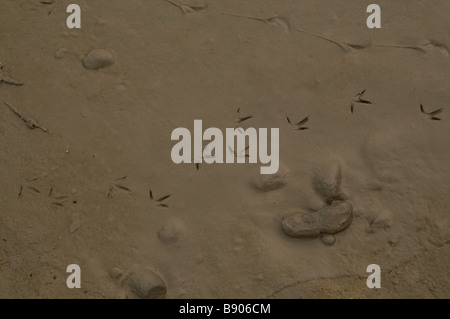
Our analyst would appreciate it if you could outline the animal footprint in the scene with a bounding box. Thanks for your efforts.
[107,176,131,198]
[48,186,68,207]
[4,101,51,133]
[223,13,290,34]
[149,190,171,208]
[166,0,208,14]
[350,89,373,113]
[18,177,40,198]
[228,145,250,159]
[234,108,253,127]
[286,115,309,130]
[0,63,23,86]
[294,28,366,53]
[375,40,449,56]
[420,104,443,121]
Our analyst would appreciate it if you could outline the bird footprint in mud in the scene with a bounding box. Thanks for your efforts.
[222,13,290,34]
[166,0,208,14]
[350,89,373,113]
[420,104,444,121]
[40,0,63,16]
[228,145,250,159]
[48,186,69,207]
[234,108,253,127]
[286,115,309,130]
[4,101,51,133]
[375,40,450,56]
[294,28,368,53]
[107,176,131,198]
[18,178,40,198]
[149,190,171,208]
[0,63,23,86]
[18,179,74,207]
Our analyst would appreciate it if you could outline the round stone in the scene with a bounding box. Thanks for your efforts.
[124,268,167,299]
[281,210,321,237]
[82,49,115,70]
[312,163,343,203]
[320,234,336,246]
[109,267,123,279]
[281,200,353,238]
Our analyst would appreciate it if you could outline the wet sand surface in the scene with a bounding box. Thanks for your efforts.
[0,0,449,298]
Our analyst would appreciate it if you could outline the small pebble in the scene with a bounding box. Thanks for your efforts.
[320,234,336,246]
[69,217,81,233]
[82,49,115,70]
[124,268,167,299]
[109,267,123,279]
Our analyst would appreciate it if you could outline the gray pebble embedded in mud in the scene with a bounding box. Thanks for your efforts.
[281,200,353,238]
[123,268,167,299]
[320,234,336,246]
[82,49,115,70]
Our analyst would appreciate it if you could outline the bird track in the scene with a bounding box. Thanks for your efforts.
[350,89,373,113]
[166,0,208,14]
[149,189,171,208]
[0,63,23,86]
[4,101,51,133]
[107,176,131,198]
[286,115,309,130]
[420,104,444,121]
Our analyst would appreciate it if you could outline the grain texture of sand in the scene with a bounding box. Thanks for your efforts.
[0,0,449,298]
